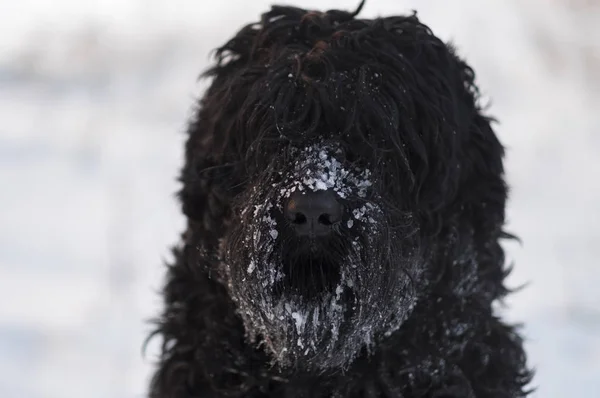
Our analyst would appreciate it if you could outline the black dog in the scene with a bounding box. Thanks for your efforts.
[148,2,533,397]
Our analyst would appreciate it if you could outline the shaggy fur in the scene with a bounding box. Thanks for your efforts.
[148,3,533,397]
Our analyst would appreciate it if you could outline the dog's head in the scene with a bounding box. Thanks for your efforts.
[180,4,508,372]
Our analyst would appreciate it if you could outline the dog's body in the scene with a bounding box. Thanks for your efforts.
[149,3,532,397]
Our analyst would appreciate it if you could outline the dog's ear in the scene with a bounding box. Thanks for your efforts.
[411,39,507,221]
[405,39,512,300]
[178,94,244,236]
[463,108,512,302]
[452,54,508,229]
[444,57,512,302]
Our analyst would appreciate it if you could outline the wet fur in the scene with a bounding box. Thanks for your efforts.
[148,3,533,397]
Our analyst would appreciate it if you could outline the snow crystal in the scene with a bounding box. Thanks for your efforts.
[277,142,373,199]
[291,311,306,332]
[315,180,328,190]
[353,206,367,219]
[247,260,256,274]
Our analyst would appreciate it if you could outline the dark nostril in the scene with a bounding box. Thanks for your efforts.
[285,189,342,235]
[292,212,308,225]
[318,214,333,226]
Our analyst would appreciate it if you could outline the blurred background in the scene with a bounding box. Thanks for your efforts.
[0,0,598,397]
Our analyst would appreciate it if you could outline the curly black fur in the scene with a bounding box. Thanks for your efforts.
[148,3,533,397]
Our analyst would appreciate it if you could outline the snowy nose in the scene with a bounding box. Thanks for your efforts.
[284,190,342,237]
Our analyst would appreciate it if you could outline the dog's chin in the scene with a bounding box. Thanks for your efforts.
[258,286,358,372]
[278,244,343,299]
[228,251,420,372]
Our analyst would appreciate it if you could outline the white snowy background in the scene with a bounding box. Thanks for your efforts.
[0,0,598,397]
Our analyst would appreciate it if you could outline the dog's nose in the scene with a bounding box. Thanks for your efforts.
[285,190,342,236]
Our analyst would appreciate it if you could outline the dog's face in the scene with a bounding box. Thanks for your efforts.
[182,7,505,372]
[222,138,428,371]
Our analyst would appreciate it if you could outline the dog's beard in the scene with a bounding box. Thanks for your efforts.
[219,143,425,371]
[221,197,424,371]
